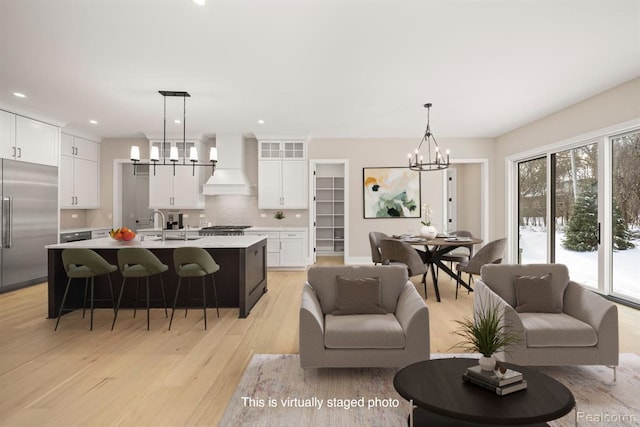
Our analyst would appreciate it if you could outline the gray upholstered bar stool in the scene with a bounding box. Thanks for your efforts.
[55,248,118,331]
[112,247,169,331]
[169,247,220,330]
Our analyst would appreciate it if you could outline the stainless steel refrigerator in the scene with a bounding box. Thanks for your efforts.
[1,159,58,292]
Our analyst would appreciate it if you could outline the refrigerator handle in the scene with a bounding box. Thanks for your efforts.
[2,197,12,249]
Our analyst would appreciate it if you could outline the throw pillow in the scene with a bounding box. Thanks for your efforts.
[514,273,561,313]
[332,275,387,315]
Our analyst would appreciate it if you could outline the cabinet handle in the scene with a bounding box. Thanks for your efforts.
[17,147,21,158]
[72,146,75,155]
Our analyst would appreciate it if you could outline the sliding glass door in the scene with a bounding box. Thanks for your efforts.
[514,129,640,303]
[517,157,547,264]
[611,130,640,301]
[552,143,598,288]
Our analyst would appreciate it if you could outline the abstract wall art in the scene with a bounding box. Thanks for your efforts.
[363,167,421,218]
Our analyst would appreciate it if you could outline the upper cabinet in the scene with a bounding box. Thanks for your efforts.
[0,111,59,166]
[148,139,206,209]
[60,133,99,209]
[258,139,307,209]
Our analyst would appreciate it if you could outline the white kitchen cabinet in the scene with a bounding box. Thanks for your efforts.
[149,141,208,209]
[245,228,307,268]
[258,140,307,209]
[60,133,99,208]
[0,112,58,166]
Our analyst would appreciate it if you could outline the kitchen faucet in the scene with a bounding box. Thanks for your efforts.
[152,209,166,242]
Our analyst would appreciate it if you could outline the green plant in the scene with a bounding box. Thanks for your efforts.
[451,301,521,357]
[274,211,285,220]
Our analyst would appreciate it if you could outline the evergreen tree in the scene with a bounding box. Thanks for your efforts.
[563,185,634,251]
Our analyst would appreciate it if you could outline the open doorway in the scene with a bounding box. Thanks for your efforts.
[443,159,489,241]
[310,160,349,265]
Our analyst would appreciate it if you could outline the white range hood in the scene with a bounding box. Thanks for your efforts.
[202,134,255,196]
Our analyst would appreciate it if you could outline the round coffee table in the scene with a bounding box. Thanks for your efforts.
[393,358,575,426]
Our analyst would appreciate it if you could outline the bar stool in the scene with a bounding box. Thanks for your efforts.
[112,247,169,331]
[169,247,220,330]
[55,248,117,331]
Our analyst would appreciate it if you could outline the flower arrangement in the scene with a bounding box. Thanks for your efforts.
[421,204,432,226]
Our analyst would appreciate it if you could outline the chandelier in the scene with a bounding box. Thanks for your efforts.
[130,91,217,176]
[408,103,450,172]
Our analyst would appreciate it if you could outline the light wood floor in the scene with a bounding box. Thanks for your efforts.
[1,259,638,426]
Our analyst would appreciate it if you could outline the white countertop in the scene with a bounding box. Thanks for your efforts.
[246,226,308,231]
[47,235,267,250]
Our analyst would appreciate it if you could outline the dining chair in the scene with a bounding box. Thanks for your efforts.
[379,239,431,297]
[112,247,169,330]
[440,230,475,268]
[455,238,507,299]
[169,247,221,330]
[369,231,389,265]
[55,248,118,331]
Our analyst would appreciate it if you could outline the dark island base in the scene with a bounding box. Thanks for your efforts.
[47,240,267,319]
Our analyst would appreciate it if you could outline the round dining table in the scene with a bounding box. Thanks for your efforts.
[396,235,483,301]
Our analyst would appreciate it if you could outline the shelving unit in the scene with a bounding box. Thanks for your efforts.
[315,175,344,255]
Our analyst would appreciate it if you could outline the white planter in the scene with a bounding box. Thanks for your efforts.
[420,225,437,239]
[479,355,496,371]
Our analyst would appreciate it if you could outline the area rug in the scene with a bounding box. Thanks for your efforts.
[219,353,640,426]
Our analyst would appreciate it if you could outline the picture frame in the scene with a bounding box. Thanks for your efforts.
[363,167,421,218]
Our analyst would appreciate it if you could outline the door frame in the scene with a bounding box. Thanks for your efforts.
[309,159,349,265]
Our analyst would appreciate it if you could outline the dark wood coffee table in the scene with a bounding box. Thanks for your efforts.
[393,358,575,426]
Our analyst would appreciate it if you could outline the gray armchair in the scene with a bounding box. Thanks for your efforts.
[475,263,618,372]
[300,265,430,368]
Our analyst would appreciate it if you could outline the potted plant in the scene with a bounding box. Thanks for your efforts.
[451,301,521,371]
[274,211,285,220]
[420,204,437,239]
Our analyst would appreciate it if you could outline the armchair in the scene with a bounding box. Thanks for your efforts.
[300,265,429,369]
[475,264,618,372]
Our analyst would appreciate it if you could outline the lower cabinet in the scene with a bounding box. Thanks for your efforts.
[245,228,307,268]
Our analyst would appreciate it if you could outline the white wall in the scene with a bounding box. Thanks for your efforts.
[308,137,494,262]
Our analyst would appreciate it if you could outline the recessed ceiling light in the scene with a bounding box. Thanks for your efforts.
[258,119,265,125]
[89,119,98,125]
[13,92,26,98]
[193,0,206,5]
[174,119,181,124]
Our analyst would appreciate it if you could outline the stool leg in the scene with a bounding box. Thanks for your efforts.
[146,276,150,331]
[108,274,116,314]
[211,274,219,318]
[54,277,73,331]
[82,277,89,319]
[159,275,168,317]
[133,278,140,318]
[169,276,182,330]
[90,276,95,331]
[112,277,127,331]
[202,276,207,330]
[185,278,191,317]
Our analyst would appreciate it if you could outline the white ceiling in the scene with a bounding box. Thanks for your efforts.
[1,0,639,141]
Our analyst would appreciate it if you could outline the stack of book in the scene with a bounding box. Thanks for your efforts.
[462,364,527,396]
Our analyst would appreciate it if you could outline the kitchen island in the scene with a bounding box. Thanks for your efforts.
[47,235,267,319]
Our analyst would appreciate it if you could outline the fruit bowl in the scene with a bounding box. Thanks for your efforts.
[109,227,136,241]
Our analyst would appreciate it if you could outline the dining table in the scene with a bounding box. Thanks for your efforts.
[394,235,483,302]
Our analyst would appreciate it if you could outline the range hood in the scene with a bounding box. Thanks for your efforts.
[202,134,255,196]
